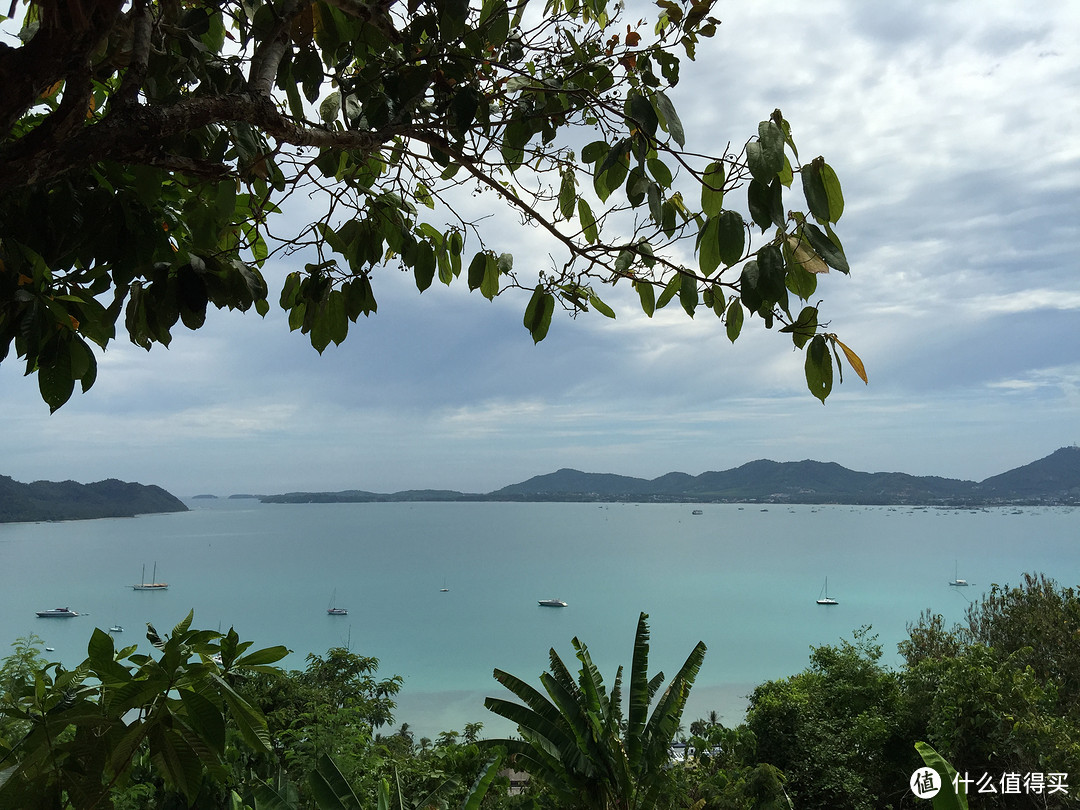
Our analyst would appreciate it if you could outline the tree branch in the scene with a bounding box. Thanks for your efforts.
[0,0,125,135]
[0,90,389,190]
[115,0,153,107]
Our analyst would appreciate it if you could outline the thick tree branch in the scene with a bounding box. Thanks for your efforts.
[115,0,153,107]
[0,0,126,134]
[0,90,389,189]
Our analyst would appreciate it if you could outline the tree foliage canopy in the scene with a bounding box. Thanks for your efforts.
[0,0,863,410]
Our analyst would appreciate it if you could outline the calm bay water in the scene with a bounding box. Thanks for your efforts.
[1,499,1077,739]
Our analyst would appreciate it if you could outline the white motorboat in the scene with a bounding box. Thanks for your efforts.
[36,607,78,618]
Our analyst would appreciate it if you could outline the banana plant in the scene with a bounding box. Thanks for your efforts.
[915,743,969,810]
[483,612,707,810]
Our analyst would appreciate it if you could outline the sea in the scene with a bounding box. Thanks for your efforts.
[1,499,1077,741]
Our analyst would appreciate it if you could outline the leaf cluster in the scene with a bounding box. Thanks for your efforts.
[0,611,287,807]
[0,0,863,408]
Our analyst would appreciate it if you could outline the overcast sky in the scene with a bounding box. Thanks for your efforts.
[2,0,1078,497]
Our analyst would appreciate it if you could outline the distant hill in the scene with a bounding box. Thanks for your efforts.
[975,447,1080,500]
[261,447,1080,507]
[490,460,979,504]
[0,476,188,523]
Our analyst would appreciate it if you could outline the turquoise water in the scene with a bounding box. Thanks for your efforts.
[1,500,1077,739]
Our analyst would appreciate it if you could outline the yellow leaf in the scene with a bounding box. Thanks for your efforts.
[786,235,828,274]
[835,339,868,384]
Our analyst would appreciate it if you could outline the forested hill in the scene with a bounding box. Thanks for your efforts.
[0,476,188,523]
[262,446,1080,506]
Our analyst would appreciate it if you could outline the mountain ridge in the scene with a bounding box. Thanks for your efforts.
[260,446,1080,506]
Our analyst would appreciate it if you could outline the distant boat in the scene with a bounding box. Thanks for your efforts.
[691,509,703,515]
[44,647,55,652]
[109,625,124,633]
[133,563,168,591]
[36,606,79,618]
[948,562,970,587]
[816,578,838,606]
[440,577,449,592]
[327,589,348,615]
[538,599,567,608]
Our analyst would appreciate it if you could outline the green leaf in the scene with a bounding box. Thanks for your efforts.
[655,273,681,310]
[739,259,762,313]
[725,298,743,339]
[700,161,724,218]
[413,240,436,292]
[310,754,363,810]
[779,305,818,349]
[578,198,598,243]
[327,289,348,345]
[627,91,658,137]
[523,285,554,343]
[747,177,783,231]
[501,118,531,169]
[87,627,115,668]
[319,92,341,124]
[698,217,721,277]
[805,335,832,403]
[747,120,784,183]
[467,251,488,292]
[785,256,818,302]
[589,292,616,319]
[801,157,830,222]
[803,223,849,273]
[757,244,788,312]
[593,140,629,202]
[234,645,290,668]
[463,754,504,810]
[451,86,481,139]
[716,210,745,266]
[479,0,510,46]
[39,354,74,413]
[634,280,655,317]
[149,725,204,801]
[179,688,226,756]
[558,170,576,220]
[678,272,697,317]
[581,140,608,164]
[647,158,673,188]
[819,162,844,221]
[915,742,970,810]
[653,90,685,146]
[482,255,503,300]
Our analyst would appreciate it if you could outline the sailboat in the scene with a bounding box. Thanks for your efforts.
[816,577,838,606]
[133,563,168,591]
[327,589,348,615]
[948,562,970,587]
